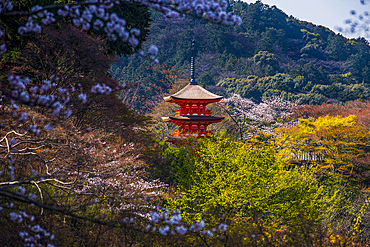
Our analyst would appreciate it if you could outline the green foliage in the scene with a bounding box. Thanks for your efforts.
[169,137,339,229]
[217,68,369,104]
[157,140,200,186]
[198,72,215,86]
[252,51,280,77]
[326,34,349,60]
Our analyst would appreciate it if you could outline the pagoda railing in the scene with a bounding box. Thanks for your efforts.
[174,109,212,116]
[173,130,212,137]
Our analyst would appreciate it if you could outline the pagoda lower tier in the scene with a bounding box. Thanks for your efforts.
[162,116,224,137]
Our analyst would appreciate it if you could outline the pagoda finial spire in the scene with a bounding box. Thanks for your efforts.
[190,39,198,85]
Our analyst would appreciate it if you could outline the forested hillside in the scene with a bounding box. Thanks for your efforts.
[111,0,370,110]
[4,0,370,245]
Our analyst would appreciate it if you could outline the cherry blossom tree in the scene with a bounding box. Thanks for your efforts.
[220,94,298,140]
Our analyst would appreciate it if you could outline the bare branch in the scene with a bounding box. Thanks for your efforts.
[31,180,44,214]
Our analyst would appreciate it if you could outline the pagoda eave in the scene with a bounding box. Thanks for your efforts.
[161,117,171,122]
[163,96,172,102]
[164,97,223,103]
[164,116,224,123]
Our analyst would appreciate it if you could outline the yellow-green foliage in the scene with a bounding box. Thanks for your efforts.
[275,115,370,175]
[170,137,338,229]
[300,115,356,132]
[353,197,370,236]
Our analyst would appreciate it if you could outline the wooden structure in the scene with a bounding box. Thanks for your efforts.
[161,40,224,138]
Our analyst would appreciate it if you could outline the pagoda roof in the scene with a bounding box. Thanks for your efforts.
[163,84,223,102]
[162,116,224,122]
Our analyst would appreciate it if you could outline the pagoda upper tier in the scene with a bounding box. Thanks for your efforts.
[162,39,224,138]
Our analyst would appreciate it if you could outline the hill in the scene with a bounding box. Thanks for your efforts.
[110,0,370,110]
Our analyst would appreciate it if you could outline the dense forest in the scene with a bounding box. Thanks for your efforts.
[111,0,370,111]
[2,0,370,246]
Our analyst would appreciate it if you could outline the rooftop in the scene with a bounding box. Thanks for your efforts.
[163,84,223,102]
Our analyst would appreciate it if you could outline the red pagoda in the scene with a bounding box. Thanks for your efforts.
[161,40,224,138]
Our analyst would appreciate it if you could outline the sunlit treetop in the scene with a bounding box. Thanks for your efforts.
[297,115,357,134]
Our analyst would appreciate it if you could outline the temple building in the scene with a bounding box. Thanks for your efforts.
[161,40,224,138]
